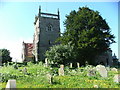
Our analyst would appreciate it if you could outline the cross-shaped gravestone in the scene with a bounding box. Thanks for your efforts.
[58,65,64,76]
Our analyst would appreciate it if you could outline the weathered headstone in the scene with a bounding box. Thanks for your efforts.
[46,73,53,84]
[58,65,64,76]
[87,69,96,77]
[70,63,72,68]
[77,62,80,68]
[6,79,16,89]
[96,65,107,78]
[111,68,118,72]
[113,74,120,83]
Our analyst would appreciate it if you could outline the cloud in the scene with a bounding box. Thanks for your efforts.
[0,37,32,62]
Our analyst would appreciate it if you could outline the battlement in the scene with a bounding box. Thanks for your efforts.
[34,6,60,25]
[41,12,59,19]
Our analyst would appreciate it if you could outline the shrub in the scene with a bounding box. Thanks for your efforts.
[45,44,76,65]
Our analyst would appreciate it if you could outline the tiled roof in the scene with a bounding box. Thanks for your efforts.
[24,43,33,57]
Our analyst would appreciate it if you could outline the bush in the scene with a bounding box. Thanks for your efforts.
[45,44,76,65]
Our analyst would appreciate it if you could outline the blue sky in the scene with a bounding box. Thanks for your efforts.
[0,2,118,62]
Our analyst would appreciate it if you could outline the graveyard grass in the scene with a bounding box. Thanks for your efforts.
[0,62,119,88]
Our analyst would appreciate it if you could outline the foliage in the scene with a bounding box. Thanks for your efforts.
[0,49,12,65]
[45,44,76,65]
[57,7,115,65]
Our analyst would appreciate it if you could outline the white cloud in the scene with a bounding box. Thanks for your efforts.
[0,37,33,62]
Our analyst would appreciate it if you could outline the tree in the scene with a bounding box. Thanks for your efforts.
[58,7,115,65]
[0,49,12,65]
[45,44,76,65]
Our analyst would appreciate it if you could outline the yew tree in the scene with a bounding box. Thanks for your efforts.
[58,7,115,65]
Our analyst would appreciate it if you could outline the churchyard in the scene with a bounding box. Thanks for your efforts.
[0,62,119,89]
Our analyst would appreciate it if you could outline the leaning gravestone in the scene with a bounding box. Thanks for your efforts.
[96,65,107,78]
[6,79,16,89]
[113,74,120,83]
[58,65,64,76]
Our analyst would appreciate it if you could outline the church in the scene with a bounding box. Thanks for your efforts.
[22,6,60,62]
[21,6,118,67]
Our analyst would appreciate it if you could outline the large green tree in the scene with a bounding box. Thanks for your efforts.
[58,7,115,65]
[0,49,12,65]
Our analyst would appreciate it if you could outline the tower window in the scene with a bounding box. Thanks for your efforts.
[46,24,53,31]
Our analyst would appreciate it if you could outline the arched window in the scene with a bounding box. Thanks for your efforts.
[46,24,53,31]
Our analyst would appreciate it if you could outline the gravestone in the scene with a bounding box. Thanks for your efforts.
[96,65,107,78]
[58,65,64,76]
[23,68,27,74]
[72,70,76,74]
[46,73,53,84]
[51,61,54,64]
[70,63,72,68]
[45,58,49,67]
[18,69,22,72]
[6,79,16,88]
[111,68,118,72]
[77,62,80,68]
[14,64,18,69]
[93,85,98,88]
[106,67,110,71]
[87,69,96,76]
[113,74,120,83]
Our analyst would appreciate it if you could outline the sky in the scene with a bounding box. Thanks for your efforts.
[0,1,119,62]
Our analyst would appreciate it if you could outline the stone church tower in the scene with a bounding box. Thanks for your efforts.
[33,6,60,61]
